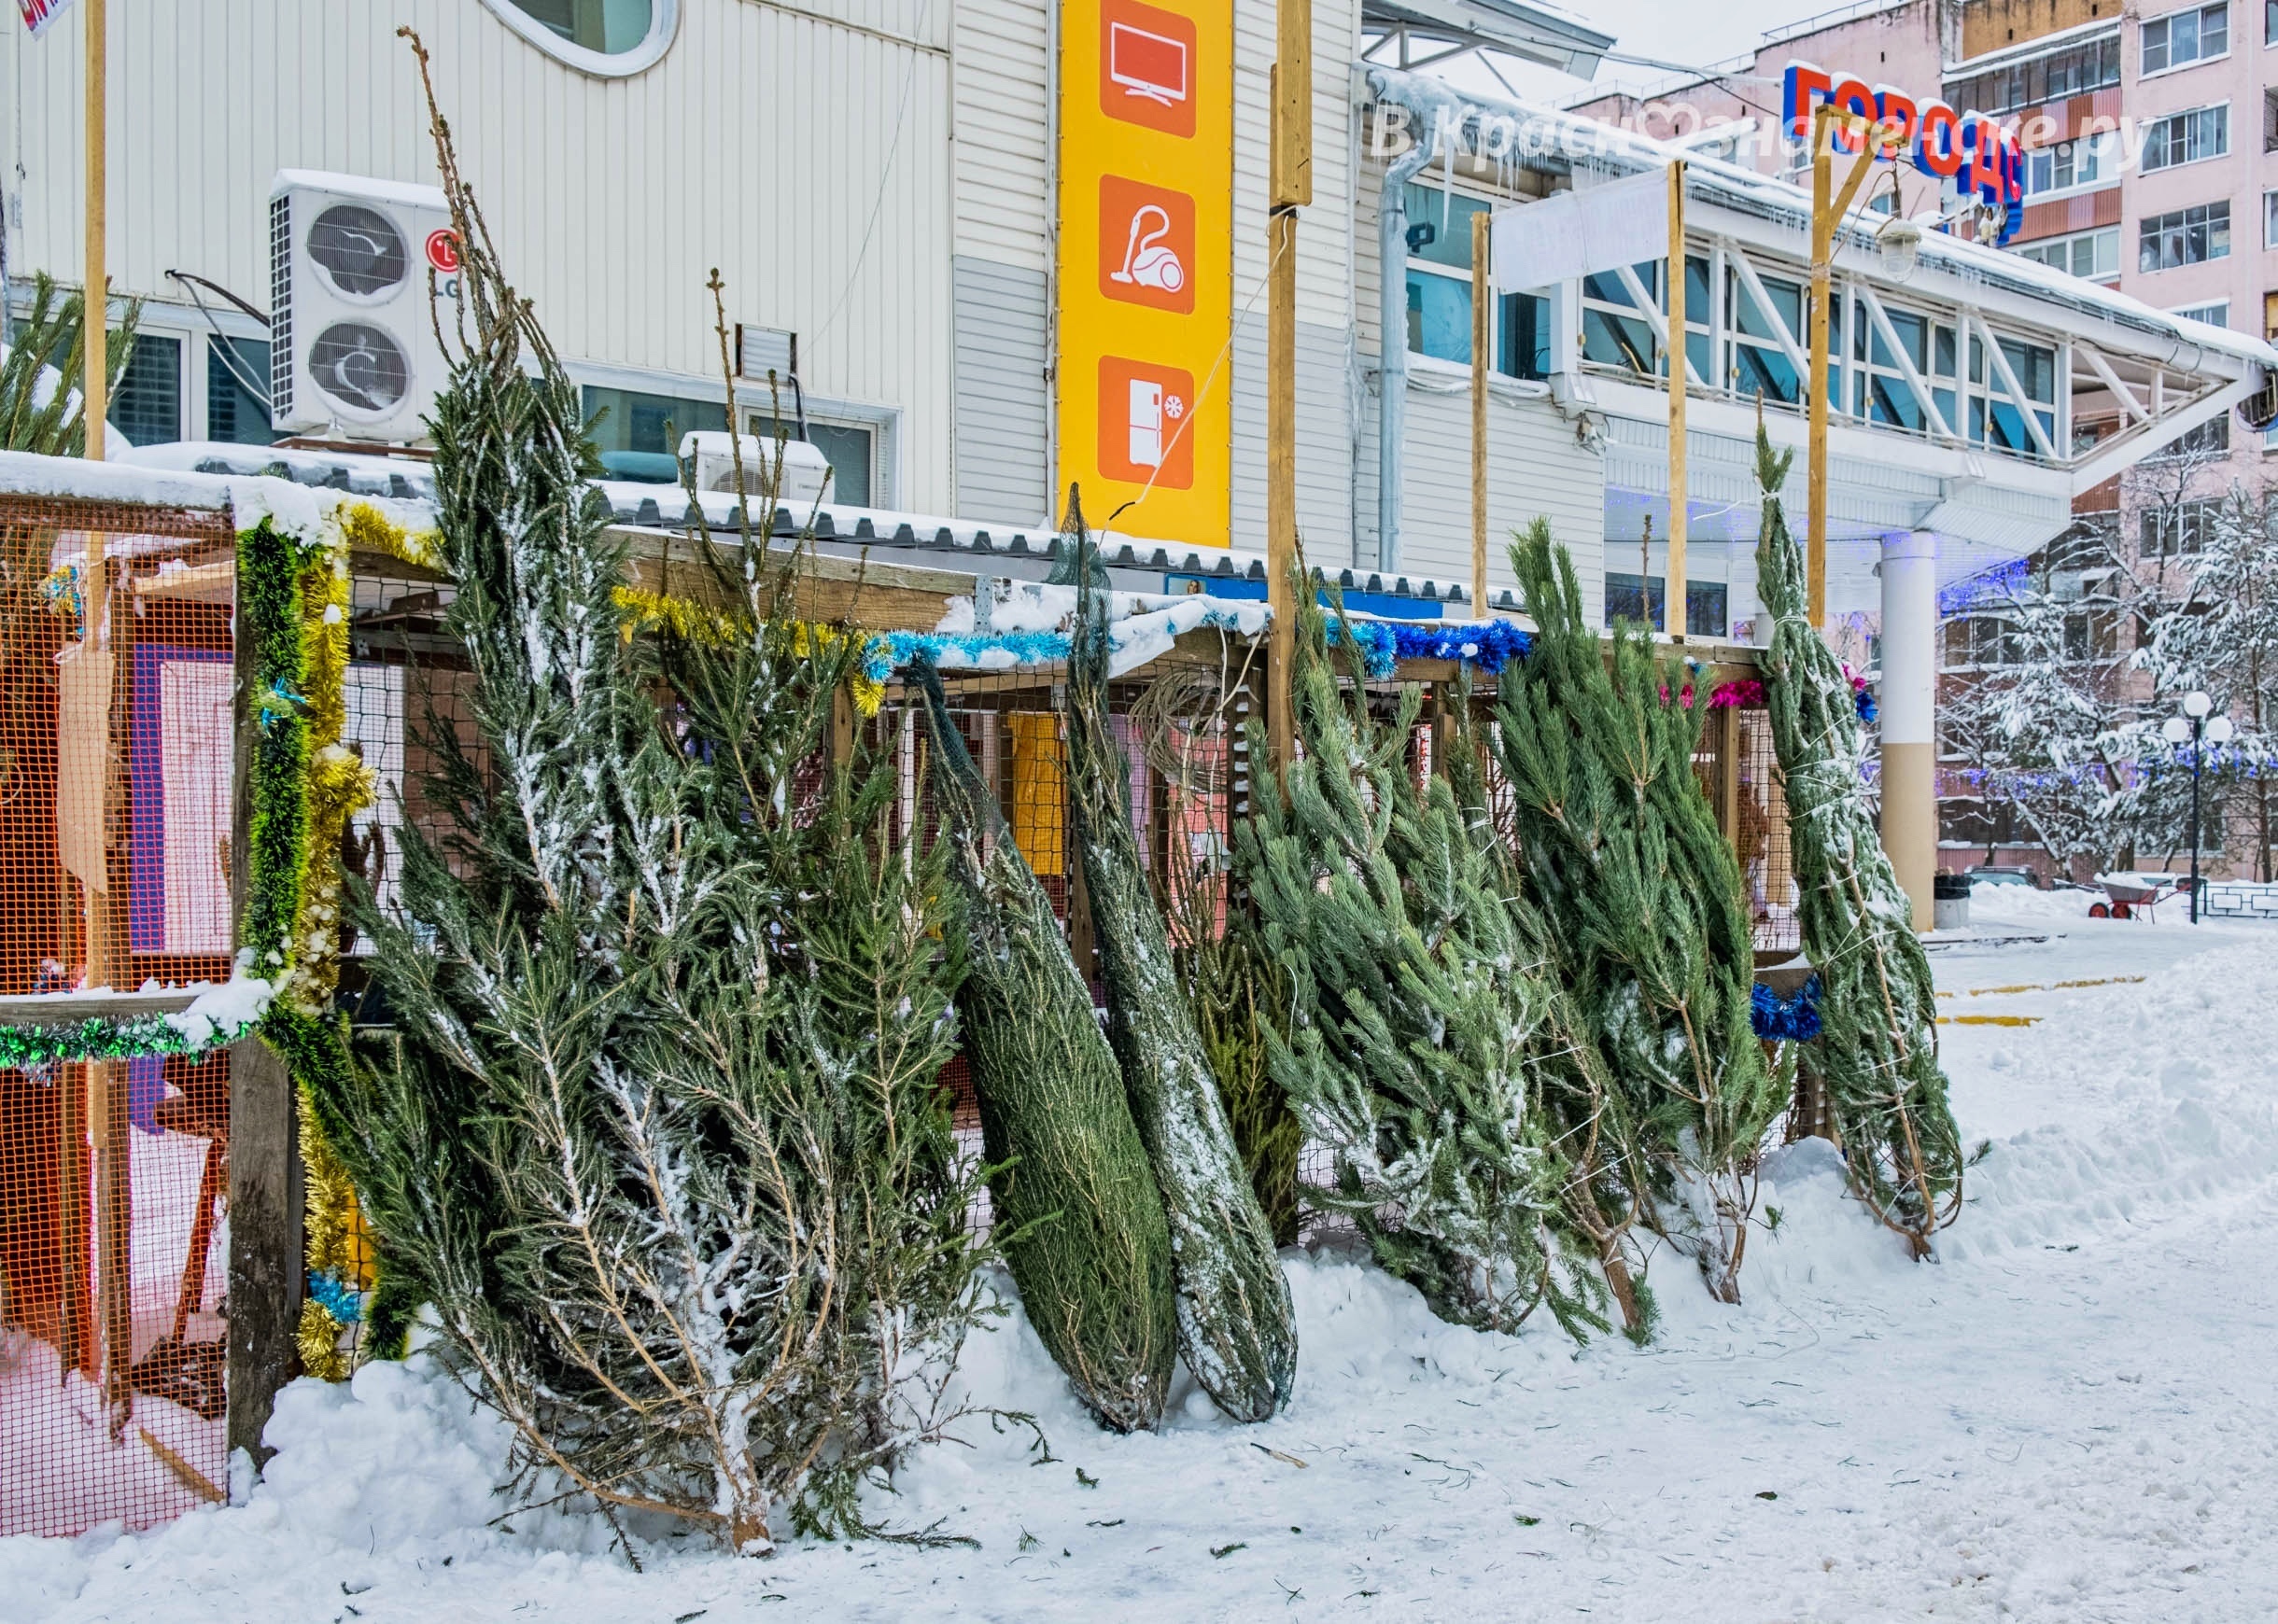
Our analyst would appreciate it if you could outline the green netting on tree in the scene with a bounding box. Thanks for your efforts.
[1238,573,1606,1339]
[914,664,1177,1434]
[1494,524,1780,1304]
[1061,504,1296,1422]
[1751,431,1965,1253]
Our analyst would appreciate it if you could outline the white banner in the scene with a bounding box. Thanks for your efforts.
[1490,169,1669,292]
[18,0,73,36]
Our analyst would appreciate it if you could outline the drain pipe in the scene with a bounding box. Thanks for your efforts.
[1376,103,1442,575]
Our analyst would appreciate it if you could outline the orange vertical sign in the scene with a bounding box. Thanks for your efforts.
[1058,0,1230,546]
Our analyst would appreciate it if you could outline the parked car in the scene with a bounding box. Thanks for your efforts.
[1963,865,2044,889]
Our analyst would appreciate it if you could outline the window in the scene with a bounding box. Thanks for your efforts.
[1943,615,2022,667]
[2018,226,2121,280]
[2172,300,2230,327]
[2139,201,2231,270]
[2158,416,2231,457]
[1851,303,1959,434]
[1728,270,1806,405]
[2265,87,2278,149]
[1582,262,1664,376]
[2265,188,2278,246]
[479,0,678,76]
[1603,575,1728,637]
[581,383,726,482]
[2025,136,2111,197]
[1975,335,2057,456]
[206,334,274,444]
[2142,498,2221,556]
[748,413,876,509]
[1403,186,1551,382]
[2140,105,2229,171]
[1946,34,2121,114]
[108,332,181,446]
[2143,3,2230,72]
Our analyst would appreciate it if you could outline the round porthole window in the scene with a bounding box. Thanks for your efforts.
[480,0,680,77]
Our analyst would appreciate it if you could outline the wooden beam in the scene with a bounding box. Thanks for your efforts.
[1666,159,1688,643]
[1470,209,1490,621]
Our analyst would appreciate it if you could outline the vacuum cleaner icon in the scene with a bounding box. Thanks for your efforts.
[1110,205,1186,294]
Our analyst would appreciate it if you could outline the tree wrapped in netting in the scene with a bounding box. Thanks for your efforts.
[327,36,997,1553]
[1751,431,1964,1253]
[913,663,1177,1434]
[1434,680,1654,1341]
[1059,504,1296,1422]
[1493,524,1780,1303]
[1238,578,1607,1339]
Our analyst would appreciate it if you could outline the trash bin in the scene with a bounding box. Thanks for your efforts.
[1932,871,1972,931]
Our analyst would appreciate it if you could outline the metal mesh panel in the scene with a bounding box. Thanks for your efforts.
[1,501,238,1538]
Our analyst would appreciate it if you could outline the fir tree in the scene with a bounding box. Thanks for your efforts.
[1061,504,1296,1422]
[913,663,1178,1434]
[332,37,996,1552]
[1752,433,1964,1253]
[1239,580,1603,1338]
[1494,524,1779,1304]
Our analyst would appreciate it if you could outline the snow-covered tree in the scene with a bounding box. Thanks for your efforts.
[1240,575,1612,1341]
[334,46,995,1552]
[1493,524,1779,1305]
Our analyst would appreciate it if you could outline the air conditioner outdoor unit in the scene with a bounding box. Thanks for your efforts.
[269,170,455,442]
[679,431,833,509]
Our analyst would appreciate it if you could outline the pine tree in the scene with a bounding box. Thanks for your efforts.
[1752,433,1964,1253]
[1494,524,1779,1304]
[1060,508,1296,1422]
[913,664,1178,1434]
[1239,581,1603,1338]
[330,38,994,1552]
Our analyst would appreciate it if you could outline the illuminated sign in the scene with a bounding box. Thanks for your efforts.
[1782,61,2023,245]
[1058,0,1230,546]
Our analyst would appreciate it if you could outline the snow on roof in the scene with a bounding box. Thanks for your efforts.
[1367,64,2278,379]
[13,445,1501,610]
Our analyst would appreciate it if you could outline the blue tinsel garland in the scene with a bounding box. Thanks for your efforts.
[307,1268,364,1325]
[859,613,1535,683]
[1751,974,1823,1042]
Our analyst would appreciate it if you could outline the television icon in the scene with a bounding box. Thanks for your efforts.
[1099,1,1197,138]
[1109,23,1187,108]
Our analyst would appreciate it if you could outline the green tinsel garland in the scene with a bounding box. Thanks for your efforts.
[0,1013,261,1070]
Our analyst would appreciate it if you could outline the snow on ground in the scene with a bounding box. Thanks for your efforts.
[8,906,2278,1622]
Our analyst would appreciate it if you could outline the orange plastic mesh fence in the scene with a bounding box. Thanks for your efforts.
[2,501,239,1538]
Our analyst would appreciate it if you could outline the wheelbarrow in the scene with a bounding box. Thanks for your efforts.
[2088,872,2191,920]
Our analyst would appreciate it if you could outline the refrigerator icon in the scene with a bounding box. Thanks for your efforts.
[1129,378,1164,468]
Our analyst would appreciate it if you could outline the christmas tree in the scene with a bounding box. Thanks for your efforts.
[1240,579,1604,1338]
[1751,431,1963,1253]
[1494,525,1781,1303]
[1061,507,1296,1422]
[333,38,993,1552]
[913,664,1178,1434]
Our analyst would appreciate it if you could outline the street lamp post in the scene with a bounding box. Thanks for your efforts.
[2161,691,2235,924]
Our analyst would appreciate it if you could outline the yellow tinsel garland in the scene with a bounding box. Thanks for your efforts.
[284,505,396,1379]
[610,582,883,716]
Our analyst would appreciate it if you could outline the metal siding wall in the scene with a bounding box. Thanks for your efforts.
[1355,384,1606,618]
[2,0,954,510]
[952,255,1050,523]
[1229,315,1354,551]
[951,0,1050,268]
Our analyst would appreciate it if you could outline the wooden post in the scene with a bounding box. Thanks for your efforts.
[1469,210,1490,620]
[1665,159,1687,642]
[82,0,106,461]
[1265,0,1311,781]
[1807,105,1879,630]
[226,566,302,1476]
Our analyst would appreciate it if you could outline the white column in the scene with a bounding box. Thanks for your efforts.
[1880,529,1938,931]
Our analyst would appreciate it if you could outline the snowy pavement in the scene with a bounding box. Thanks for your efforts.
[8,898,2277,1623]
